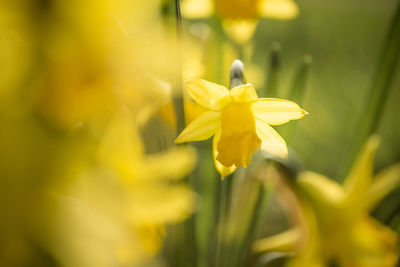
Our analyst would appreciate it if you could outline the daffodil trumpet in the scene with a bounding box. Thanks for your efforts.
[181,0,299,44]
[175,60,307,178]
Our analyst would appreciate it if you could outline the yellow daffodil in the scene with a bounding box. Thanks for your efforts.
[175,78,307,178]
[182,0,299,43]
[182,0,298,20]
[41,109,197,267]
[254,136,400,267]
[98,109,197,237]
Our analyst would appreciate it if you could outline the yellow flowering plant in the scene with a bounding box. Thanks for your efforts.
[176,60,307,178]
[181,0,299,43]
[1,0,400,267]
[254,136,400,267]
[39,109,197,267]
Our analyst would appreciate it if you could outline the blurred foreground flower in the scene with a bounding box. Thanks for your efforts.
[43,110,197,267]
[181,0,298,43]
[175,63,306,178]
[255,136,400,267]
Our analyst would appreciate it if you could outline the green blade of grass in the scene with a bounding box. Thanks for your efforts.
[263,42,281,98]
[288,55,312,105]
[339,2,400,179]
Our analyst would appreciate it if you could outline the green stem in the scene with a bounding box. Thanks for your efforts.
[215,176,231,267]
[173,0,186,135]
[240,182,269,266]
[172,2,197,267]
[288,55,312,104]
[263,42,281,98]
[282,55,312,144]
[226,179,268,267]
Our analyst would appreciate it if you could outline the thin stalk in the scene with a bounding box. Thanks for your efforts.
[288,55,312,104]
[172,1,197,267]
[226,160,271,267]
[173,0,185,135]
[174,0,182,36]
[219,154,270,267]
[263,42,281,98]
[282,55,312,143]
[338,2,400,179]
[215,176,231,267]
[239,182,269,267]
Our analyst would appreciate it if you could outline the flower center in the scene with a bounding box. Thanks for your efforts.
[215,0,259,19]
[217,102,261,167]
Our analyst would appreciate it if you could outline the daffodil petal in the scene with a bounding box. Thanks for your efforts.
[127,185,195,224]
[222,19,258,44]
[181,0,213,19]
[185,79,230,110]
[349,217,398,267]
[366,163,400,210]
[298,171,345,206]
[175,111,221,143]
[98,109,143,179]
[252,98,307,126]
[259,0,299,20]
[213,129,236,179]
[253,228,300,253]
[344,136,379,201]
[230,83,258,103]
[255,120,287,158]
[143,146,197,181]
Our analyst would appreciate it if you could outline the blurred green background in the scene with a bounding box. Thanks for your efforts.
[249,0,399,178]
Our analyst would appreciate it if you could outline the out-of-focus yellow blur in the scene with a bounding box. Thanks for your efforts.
[0,1,195,266]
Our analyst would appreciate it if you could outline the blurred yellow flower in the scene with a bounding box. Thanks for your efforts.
[182,0,298,20]
[42,109,197,267]
[181,0,299,43]
[175,79,306,178]
[254,136,400,267]
[22,0,179,129]
[98,109,197,227]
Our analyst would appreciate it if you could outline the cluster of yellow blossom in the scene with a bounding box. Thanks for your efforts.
[1,1,399,267]
[0,0,196,266]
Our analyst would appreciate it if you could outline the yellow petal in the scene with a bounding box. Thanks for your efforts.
[134,224,165,256]
[143,146,197,181]
[298,171,345,206]
[185,79,231,111]
[184,97,206,125]
[347,217,398,267]
[181,0,213,19]
[98,109,142,179]
[127,185,195,225]
[255,119,287,158]
[230,83,259,103]
[222,19,258,44]
[344,136,380,202]
[175,111,221,143]
[213,129,236,179]
[252,98,307,126]
[365,163,400,210]
[259,0,299,20]
[253,228,300,253]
